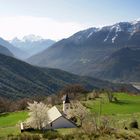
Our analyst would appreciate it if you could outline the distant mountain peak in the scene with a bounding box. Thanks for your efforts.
[22,34,43,42]
[11,37,21,43]
[130,19,140,24]
[10,35,43,44]
[10,35,56,58]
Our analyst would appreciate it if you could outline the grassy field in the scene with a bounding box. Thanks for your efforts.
[86,93,140,114]
[84,92,140,128]
[0,111,28,138]
[0,92,140,138]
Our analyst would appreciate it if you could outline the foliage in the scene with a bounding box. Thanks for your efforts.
[130,120,139,129]
[26,101,50,130]
[67,100,88,127]
[87,90,99,100]
[3,133,41,140]
[1,92,140,139]
[0,96,33,113]
[59,84,87,100]
[43,130,62,139]
[1,53,137,100]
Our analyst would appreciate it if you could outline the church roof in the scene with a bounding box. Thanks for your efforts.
[47,106,77,127]
[62,94,70,103]
[47,106,62,123]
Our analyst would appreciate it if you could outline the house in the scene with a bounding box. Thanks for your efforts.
[46,106,76,129]
[46,94,76,129]
[21,94,76,131]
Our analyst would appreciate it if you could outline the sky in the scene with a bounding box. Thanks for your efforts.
[0,0,140,40]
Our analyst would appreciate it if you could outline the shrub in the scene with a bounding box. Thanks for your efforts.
[43,130,62,139]
[7,133,41,140]
[130,120,139,129]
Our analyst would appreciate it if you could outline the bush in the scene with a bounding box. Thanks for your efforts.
[43,130,62,139]
[62,134,75,140]
[7,133,41,140]
[130,120,139,129]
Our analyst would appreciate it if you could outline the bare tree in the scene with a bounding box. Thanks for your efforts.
[67,101,88,127]
[26,101,50,130]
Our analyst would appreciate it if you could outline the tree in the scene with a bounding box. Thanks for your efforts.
[87,90,99,100]
[67,101,88,127]
[26,101,50,130]
[0,97,11,113]
[59,84,87,100]
[106,90,114,102]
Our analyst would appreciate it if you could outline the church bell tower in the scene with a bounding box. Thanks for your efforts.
[62,94,70,115]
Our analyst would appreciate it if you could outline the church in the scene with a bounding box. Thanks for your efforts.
[20,94,76,131]
[45,94,77,129]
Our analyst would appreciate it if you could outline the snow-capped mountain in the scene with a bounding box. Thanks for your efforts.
[10,35,56,58]
[27,19,140,82]
[22,34,42,42]
[0,37,28,59]
[69,19,140,45]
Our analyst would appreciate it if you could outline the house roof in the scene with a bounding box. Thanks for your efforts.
[62,94,70,103]
[47,106,62,123]
[47,106,77,127]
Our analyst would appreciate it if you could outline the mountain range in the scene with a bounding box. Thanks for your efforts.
[27,20,140,82]
[0,37,28,59]
[10,35,55,58]
[95,47,140,82]
[0,52,138,99]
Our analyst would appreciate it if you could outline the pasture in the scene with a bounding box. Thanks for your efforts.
[0,92,140,138]
[0,111,28,138]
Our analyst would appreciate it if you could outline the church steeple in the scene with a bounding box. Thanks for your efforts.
[63,93,70,103]
[62,94,70,115]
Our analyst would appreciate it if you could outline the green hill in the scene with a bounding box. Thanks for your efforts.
[0,54,138,99]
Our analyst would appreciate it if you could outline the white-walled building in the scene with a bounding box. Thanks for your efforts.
[46,106,76,129]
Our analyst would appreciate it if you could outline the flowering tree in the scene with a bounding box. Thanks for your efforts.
[67,101,88,127]
[27,101,50,130]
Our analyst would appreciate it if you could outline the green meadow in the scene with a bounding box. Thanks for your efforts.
[85,92,140,128]
[0,92,140,138]
[86,93,140,114]
[0,111,28,138]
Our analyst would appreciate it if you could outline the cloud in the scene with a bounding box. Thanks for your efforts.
[0,16,90,40]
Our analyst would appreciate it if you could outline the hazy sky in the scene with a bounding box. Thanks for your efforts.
[0,0,140,40]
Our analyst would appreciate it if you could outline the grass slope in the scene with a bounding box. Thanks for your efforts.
[85,92,140,129]
[86,92,140,114]
[0,111,28,138]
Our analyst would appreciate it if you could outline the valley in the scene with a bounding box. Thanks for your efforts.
[0,1,140,139]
